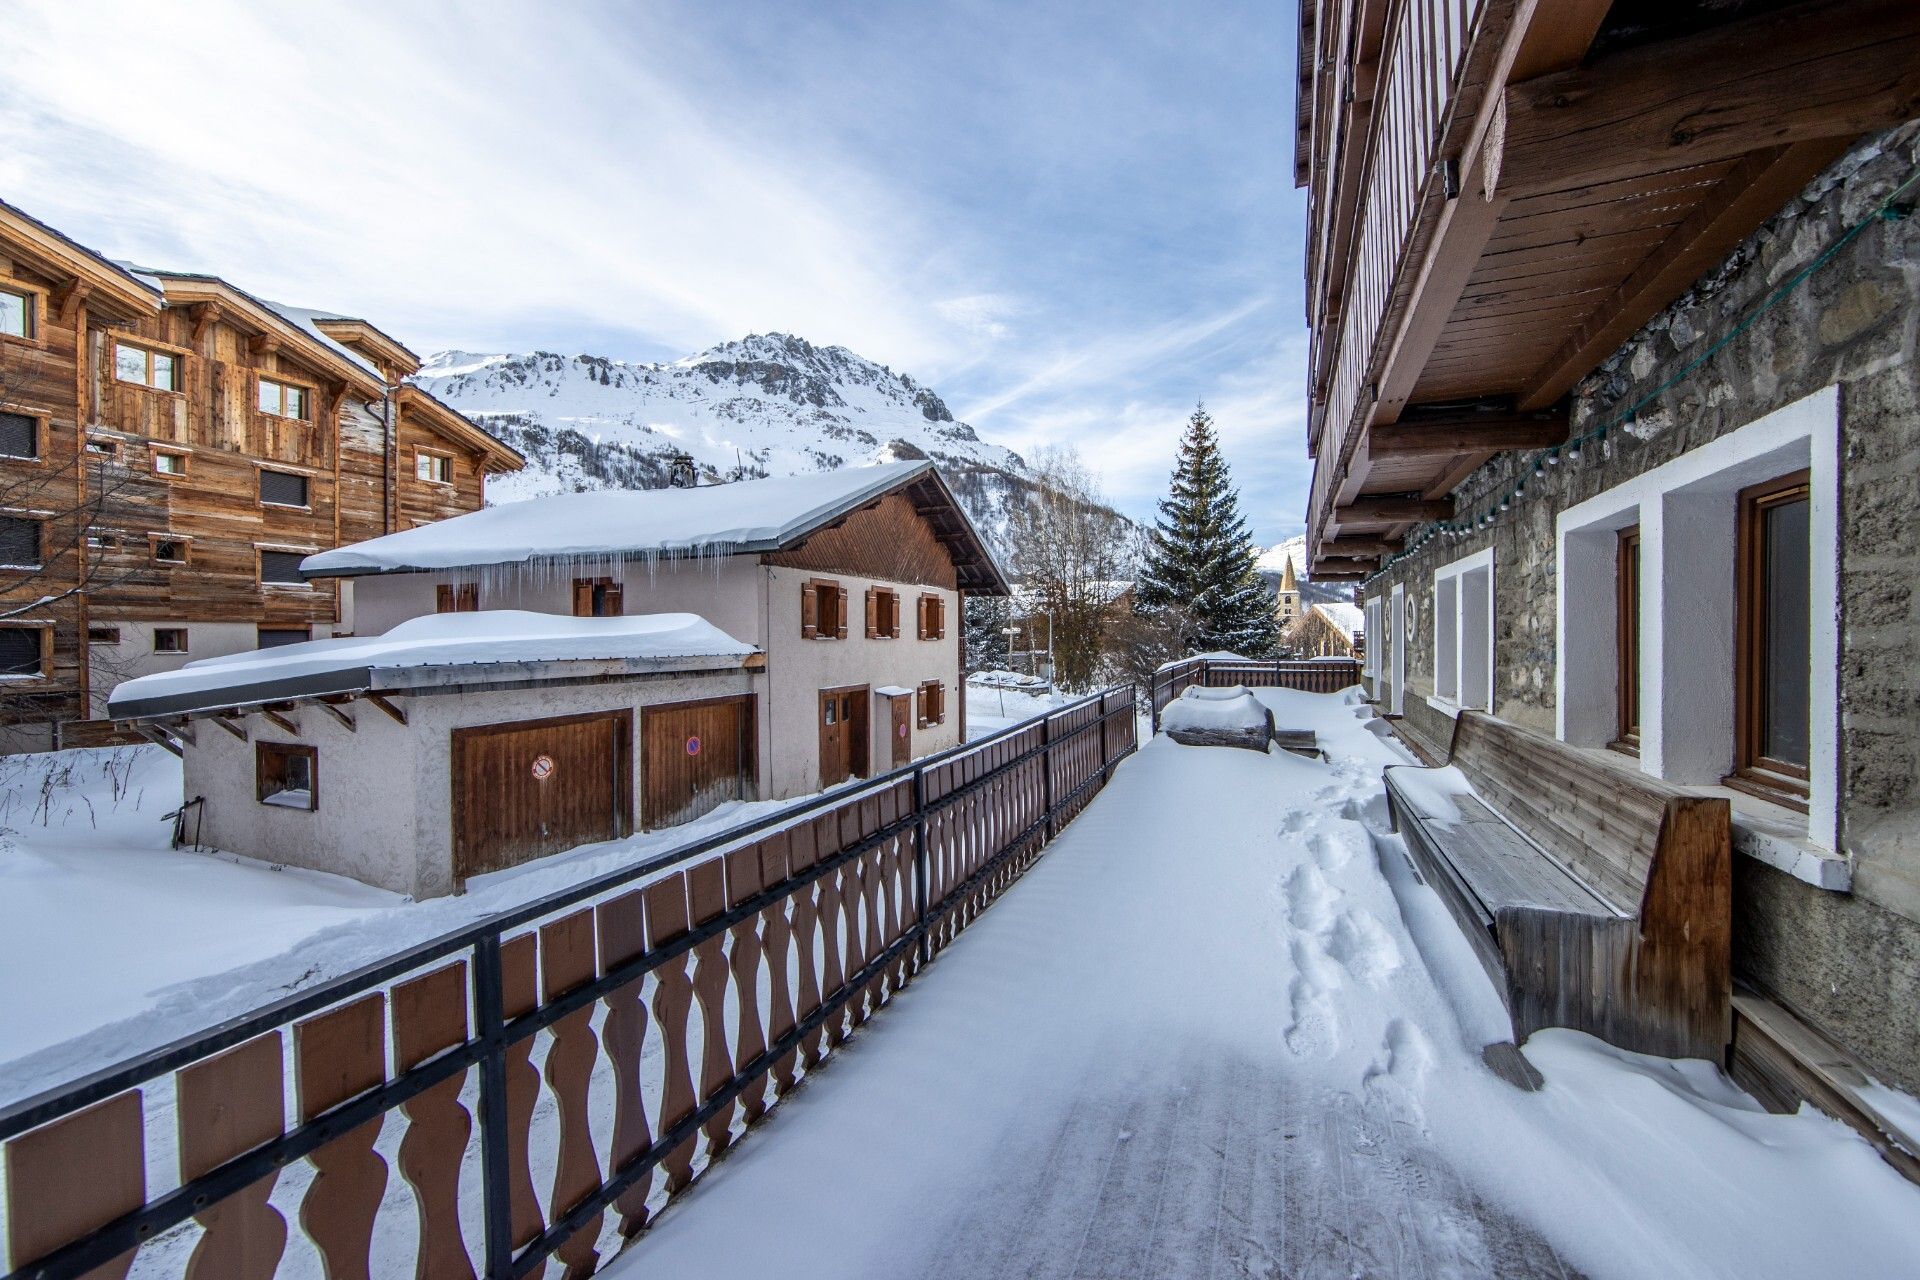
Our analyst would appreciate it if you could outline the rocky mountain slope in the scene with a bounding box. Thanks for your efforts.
[415,333,1045,555]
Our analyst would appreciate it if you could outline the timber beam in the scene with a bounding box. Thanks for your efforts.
[1313,557,1383,576]
[312,698,357,732]
[1309,571,1368,583]
[260,706,299,736]
[1370,405,1568,458]
[1336,496,1452,524]
[1497,0,1920,201]
[1321,537,1401,558]
[136,726,183,758]
[365,692,409,726]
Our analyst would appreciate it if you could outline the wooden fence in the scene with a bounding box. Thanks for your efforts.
[0,687,1138,1280]
[1149,657,1363,729]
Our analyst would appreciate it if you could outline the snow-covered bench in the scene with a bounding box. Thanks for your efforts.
[1159,685,1274,752]
[1383,711,1732,1060]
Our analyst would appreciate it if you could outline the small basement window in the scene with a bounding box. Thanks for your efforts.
[88,626,122,645]
[257,377,311,421]
[115,342,180,391]
[0,411,40,460]
[257,742,317,811]
[801,578,847,639]
[415,451,453,484]
[0,286,35,340]
[0,515,43,569]
[436,582,479,613]
[87,531,121,552]
[151,449,188,478]
[259,468,310,508]
[0,626,48,678]
[866,587,901,639]
[150,536,190,567]
[152,627,188,654]
[259,549,308,586]
[258,627,309,648]
[85,436,118,458]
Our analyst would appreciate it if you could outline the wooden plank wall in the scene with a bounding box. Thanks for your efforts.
[767,493,960,590]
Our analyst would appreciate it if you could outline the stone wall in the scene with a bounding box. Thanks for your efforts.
[1362,123,1920,1089]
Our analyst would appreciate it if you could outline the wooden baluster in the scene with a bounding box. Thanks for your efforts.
[178,1033,288,1280]
[814,812,848,1048]
[725,844,770,1123]
[294,993,389,1280]
[3,1090,143,1280]
[499,933,547,1269]
[391,962,476,1280]
[644,873,699,1191]
[539,909,604,1279]
[859,795,887,1012]
[595,889,653,1238]
[839,802,871,1028]
[786,819,826,1069]
[758,832,801,1095]
[689,859,736,1156]
[880,784,908,993]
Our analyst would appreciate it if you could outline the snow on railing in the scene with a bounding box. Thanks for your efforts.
[1149,657,1364,730]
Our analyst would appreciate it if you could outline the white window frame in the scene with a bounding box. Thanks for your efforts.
[1427,547,1495,718]
[1388,583,1406,716]
[1556,386,1839,854]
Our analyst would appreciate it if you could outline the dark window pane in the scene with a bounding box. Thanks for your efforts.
[258,628,309,648]
[0,517,41,567]
[260,470,309,506]
[0,628,40,675]
[0,412,37,459]
[260,550,306,584]
[1761,496,1811,767]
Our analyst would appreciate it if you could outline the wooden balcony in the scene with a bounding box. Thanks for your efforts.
[1297,0,1920,574]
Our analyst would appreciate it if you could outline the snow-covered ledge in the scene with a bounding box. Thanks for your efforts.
[1721,788,1853,892]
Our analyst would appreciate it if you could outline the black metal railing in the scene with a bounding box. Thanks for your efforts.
[0,686,1139,1280]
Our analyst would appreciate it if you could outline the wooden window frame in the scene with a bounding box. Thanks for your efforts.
[0,277,48,349]
[801,577,848,640]
[865,586,901,639]
[258,546,313,589]
[0,407,47,463]
[256,741,319,811]
[1729,469,1812,809]
[150,447,190,479]
[1611,526,1641,756]
[917,592,946,641]
[148,534,191,568]
[257,466,313,510]
[84,433,120,458]
[255,373,316,423]
[436,582,480,613]
[414,448,455,486]
[112,337,187,394]
[571,576,624,618]
[152,626,189,654]
[0,623,53,680]
[0,513,45,570]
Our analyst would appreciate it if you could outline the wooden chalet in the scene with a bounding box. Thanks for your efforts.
[0,201,523,749]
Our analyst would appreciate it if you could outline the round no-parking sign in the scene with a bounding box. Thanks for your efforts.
[530,754,556,781]
[686,735,702,757]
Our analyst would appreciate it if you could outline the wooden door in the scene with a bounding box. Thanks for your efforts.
[818,685,870,788]
[642,696,754,830]
[888,692,911,768]
[453,711,632,882]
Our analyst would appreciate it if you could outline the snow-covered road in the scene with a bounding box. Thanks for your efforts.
[608,689,1920,1280]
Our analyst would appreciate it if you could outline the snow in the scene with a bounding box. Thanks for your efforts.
[107,610,755,717]
[302,461,934,576]
[1158,684,1271,734]
[1312,600,1365,641]
[966,668,1049,691]
[964,681,1056,740]
[1256,533,1309,576]
[1154,649,1251,670]
[606,687,1920,1279]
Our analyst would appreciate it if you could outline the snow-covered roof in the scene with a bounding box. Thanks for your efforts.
[302,461,1010,593]
[1311,602,1365,642]
[108,611,756,721]
[1010,579,1132,610]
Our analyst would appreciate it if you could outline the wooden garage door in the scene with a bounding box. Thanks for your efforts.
[452,710,632,881]
[643,695,755,830]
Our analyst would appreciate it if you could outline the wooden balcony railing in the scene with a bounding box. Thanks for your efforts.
[1150,657,1363,729]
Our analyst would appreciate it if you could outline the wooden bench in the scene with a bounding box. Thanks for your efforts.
[1383,711,1732,1061]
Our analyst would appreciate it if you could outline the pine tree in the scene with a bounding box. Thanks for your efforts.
[964,595,1012,672]
[1135,403,1277,657]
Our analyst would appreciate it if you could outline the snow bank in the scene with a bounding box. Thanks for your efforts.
[302,461,933,576]
[1159,685,1273,747]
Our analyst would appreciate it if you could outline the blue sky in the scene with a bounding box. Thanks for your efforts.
[0,0,1310,544]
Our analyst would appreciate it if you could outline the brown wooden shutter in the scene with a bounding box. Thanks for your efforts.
[605,581,624,615]
[865,587,879,639]
[834,585,849,639]
[436,584,454,613]
[801,581,818,638]
[934,596,946,640]
[916,683,928,729]
[916,595,929,640]
[572,579,593,617]
[458,583,478,612]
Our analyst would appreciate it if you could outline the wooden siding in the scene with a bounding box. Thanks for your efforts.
[766,492,959,591]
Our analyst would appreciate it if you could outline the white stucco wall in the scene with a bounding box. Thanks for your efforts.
[89,621,267,718]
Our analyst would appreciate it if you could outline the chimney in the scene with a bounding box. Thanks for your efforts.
[666,449,697,489]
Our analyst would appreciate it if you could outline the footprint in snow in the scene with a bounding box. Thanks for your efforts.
[1285,971,1340,1058]
[1327,907,1403,985]
[1363,1018,1436,1128]
[1309,827,1363,871]
[1280,809,1314,835]
[1285,863,1340,933]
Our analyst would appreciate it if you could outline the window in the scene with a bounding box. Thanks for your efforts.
[917,593,946,640]
[415,451,453,484]
[89,626,122,645]
[87,531,121,553]
[1614,527,1641,753]
[866,587,901,639]
[572,576,623,617]
[0,516,43,569]
[259,549,307,586]
[801,578,847,640]
[1732,471,1811,801]
[0,286,34,340]
[0,626,47,678]
[151,449,188,478]
[258,627,310,648]
[0,411,39,460]
[917,680,946,728]
[256,377,311,420]
[150,536,190,567]
[153,627,189,654]
[256,742,317,810]
[436,582,479,613]
[259,469,310,508]
[114,342,180,391]
[1429,549,1493,715]
[85,436,118,458]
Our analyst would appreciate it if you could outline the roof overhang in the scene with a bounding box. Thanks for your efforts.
[137,274,386,398]
[312,317,422,378]
[397,384,526,474]
[858,467,1010,596]
[0,200,162,322]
